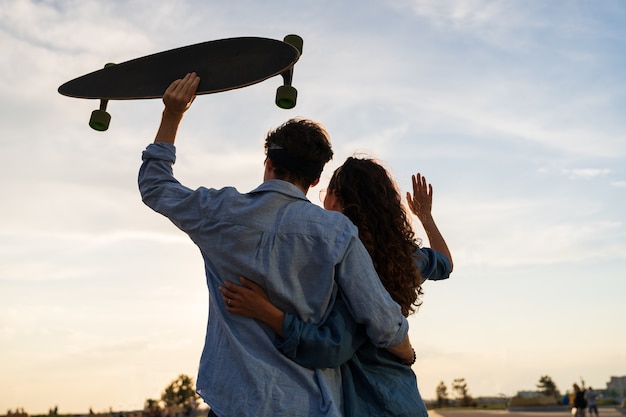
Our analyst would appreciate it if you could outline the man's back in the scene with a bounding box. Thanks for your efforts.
[140,142,406,416]
[193,182,352,417]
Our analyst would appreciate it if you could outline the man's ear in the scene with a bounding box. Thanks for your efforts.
[310,178,320,188]
[263,158,275,181]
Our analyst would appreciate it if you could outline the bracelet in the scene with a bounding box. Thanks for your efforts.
[402,348,416,366]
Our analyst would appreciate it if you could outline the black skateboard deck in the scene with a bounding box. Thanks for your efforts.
[58,35,303,131]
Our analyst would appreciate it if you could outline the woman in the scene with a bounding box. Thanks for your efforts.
[573,384,587,417]
[220,157,453,416]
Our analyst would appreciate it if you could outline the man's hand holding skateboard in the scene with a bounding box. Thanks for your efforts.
[155,73,201,145]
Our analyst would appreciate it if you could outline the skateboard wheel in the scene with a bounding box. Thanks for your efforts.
[89,109,111,131]
[284,35,303,54]
[276,85,297,109]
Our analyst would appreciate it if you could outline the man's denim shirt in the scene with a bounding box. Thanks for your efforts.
[139,142,408,417]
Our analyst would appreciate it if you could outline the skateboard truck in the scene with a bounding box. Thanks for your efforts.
[275,35,303,109]
[89,63,116,131]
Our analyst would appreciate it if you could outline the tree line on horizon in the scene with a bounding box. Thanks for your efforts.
[7,373,623,417]
[435,377,476,407]
[433,374,623,409]
[434,375,573,408]
[4,375,202,417]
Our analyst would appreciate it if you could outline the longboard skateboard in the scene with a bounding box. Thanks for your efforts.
[58,35,303,131]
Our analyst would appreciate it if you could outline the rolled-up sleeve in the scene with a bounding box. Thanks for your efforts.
[415,247,451,281]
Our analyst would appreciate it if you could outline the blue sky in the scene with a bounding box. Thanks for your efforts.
[1,0,625,414]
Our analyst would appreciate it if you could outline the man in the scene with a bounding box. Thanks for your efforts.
[586,387,599,417]
[138,73,413,417]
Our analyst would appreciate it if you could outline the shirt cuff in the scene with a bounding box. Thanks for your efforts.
[142,142,177,163]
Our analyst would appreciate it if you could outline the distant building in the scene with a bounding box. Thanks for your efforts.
[607,376,626,398]
[516,390,542,398]
[475,396,508,405]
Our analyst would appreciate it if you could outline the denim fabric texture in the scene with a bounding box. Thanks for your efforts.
[277,248,451,417]
[139,142,408,417]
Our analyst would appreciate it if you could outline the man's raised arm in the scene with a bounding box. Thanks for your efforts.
[154,72,200,145]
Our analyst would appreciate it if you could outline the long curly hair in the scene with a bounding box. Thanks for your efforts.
[328,157,423,316]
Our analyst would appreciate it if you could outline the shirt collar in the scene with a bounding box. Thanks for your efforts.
[250,179,310,202]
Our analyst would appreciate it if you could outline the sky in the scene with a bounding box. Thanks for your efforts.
[1,0,625,414]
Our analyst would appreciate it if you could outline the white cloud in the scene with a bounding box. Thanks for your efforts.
[561,168,611,180]
[0,1,153,54]
[398,0,508,26]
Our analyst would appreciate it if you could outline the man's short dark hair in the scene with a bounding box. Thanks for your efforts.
[264,118,333,188]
